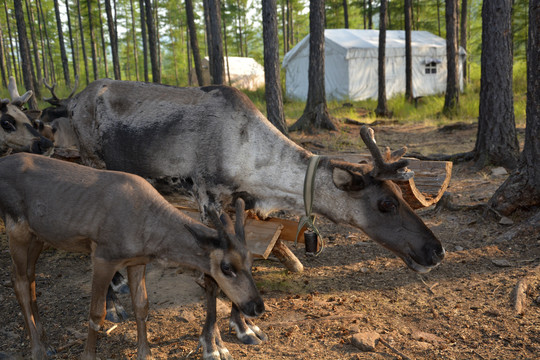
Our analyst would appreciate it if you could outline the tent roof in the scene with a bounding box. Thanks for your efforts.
[283,29,466,67]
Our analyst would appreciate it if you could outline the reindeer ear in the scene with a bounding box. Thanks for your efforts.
[332,167,366,191]
[184,223,225,250]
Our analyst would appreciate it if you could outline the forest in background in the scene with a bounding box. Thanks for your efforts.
[0,0,532,94]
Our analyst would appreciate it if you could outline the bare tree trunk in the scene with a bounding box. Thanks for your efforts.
[25,0,41,89]
[97,0,110,79]
[473,0,518,170]
[460,0,468,83]
[436,0,441,36]
[287,0,293,47]
[185,0,203,86]
[86,0,99,80]
[13,0,38,109]
[375,0,389,117]
[363,0,366,29]
[130,0,139,81]
[4,1,19,84]
[76,0,89,84]
[404,0,413,102]
[65,0,78,79]
[206,0,224,85]
[290,0,336,132]
[262,0,287,135]
[144,0,160,82]
[281,0,286,54]
[53,0,71,85]
[443,0,459,116]
[236,0,244,56]
[139,0,149,82]
[36,0,48,80]
[105,0,121,80]
[489,1,540,215]
[0,20,8,88]
[343,0,349,28]
[368,0,373,29]
[222,3,231,86]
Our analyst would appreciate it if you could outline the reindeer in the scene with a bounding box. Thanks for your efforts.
[0,77,53,156]
[0,153,264,360]
[42,79,445,349]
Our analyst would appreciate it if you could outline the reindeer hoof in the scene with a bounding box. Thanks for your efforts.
[229,320,267,345]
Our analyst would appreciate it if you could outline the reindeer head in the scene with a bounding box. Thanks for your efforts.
[186,199,264,317]
[0,77,53,156]
[321,126,445,273]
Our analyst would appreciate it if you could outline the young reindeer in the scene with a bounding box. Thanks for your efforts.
[0,153,264,360]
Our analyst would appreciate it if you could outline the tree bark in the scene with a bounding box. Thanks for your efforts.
[375,0,389,117]
[13,0,38,109]
[97,1,110,79]
[473,0,518,170]
[86,0,99,80]
[129,0,140,81]
[65,0,78,79]
[367,0,372,29]
[0,21,7,88]
[289,0,337,133]
[488,1,539,216]
[443,0,459,116]
[185,0,203,86]
[139,0,149,82]
[343,0,349,28]
[144,0,160,83]
[25,0,41,89]
[105,0,121,80]
[206,0,224,85]
[460,0,468,83]
[262,0,287,135]
[4,1,19,84]
[53,0,70,85]
[404,0,413,102]
[76,0,89,84]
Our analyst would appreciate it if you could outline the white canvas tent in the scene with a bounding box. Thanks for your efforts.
[190,56,265,91]
[282,29,466,101]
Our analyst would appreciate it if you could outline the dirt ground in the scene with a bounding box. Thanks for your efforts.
[1,122,539,360]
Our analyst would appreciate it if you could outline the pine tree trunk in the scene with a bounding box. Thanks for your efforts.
[76,0,89,84]
[129,0,139,81]
[460,0,468,83]
[13,0,38,109]
[489,1,540,215]
[0,21,7,88]
[185,0,203,86]
[404,0,413,102]
[375,0,389,117]
[343,0,349,28]
[144,0,160,83]
[443,0,459,115]
[105,0,121,80]
[262,0,287,135]
[473,0,518,170]
[207,0,224,85]
[65,0,78,79]
[4,1,19,84]
[97,1,110,79]
[53,0,70,85]
[289,0,336,133]
[36,0,49,80]
[368,0,372,29]
[86,0,98,80]
[38,0,56,82]
[139,0,149,82]
[25,0,41,89]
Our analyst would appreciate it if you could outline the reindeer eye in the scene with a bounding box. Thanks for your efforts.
[378,199,397,213]
[220,262,236,277]
[1,117,16,132]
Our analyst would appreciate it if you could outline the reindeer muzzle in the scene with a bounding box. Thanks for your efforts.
[25,123,54,155]
[239,297,265,318]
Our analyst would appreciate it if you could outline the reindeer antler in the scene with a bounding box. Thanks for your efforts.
[43,75,79,105]
[360,126,413,181]
[8,76,33,107]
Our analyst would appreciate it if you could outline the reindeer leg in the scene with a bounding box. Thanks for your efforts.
[229,304,267,345]
[7,219,49,360]
[200,275,232,360]
[126,264,153,360]
[105,271,129,322]
[82,257,117,360]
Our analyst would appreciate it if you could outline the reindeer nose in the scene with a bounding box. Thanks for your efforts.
[240,297,265,317]
[426,244,445,266]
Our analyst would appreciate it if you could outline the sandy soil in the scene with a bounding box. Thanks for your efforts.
[1,122,539,360]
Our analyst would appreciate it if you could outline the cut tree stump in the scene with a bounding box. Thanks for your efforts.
[329,153,453,209]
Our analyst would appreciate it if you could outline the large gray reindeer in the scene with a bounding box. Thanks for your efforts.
[1,77,53,156]
[43,79,445,354]
[0,153,263,360]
